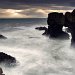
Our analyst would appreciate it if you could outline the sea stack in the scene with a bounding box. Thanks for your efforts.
[46,12,69,39]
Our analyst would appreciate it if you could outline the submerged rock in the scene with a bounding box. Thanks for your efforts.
[0,52,16,66]
[35,26,47,31]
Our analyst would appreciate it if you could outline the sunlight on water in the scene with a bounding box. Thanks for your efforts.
[0,24,75,75]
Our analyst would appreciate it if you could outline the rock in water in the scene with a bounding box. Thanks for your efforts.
[47,12,64,26]
[46,12,69,39]
[35,26,47,31]
[0,52,16,66]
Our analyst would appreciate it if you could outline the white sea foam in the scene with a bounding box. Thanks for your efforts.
[0,23,74,75]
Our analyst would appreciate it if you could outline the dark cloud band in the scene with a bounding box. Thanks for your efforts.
[0,0,75,9]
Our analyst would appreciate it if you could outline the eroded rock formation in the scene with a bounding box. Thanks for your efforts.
[46,12,69,39]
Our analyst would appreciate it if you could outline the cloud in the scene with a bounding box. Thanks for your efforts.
[0,9,27,18]
[0,0,75,9]
[19,8,47,18]
[0,7,73,18]
[0,0,75,18]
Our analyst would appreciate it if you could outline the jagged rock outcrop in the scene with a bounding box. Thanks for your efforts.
[0,52,16,66]
[46,12,69,39]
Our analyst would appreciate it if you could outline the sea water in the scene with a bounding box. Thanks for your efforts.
[0,18,75,75]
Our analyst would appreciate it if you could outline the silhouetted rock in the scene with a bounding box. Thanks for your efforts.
[46,12,69,39]
[0,35,7,39]
[64,9,75,45]
[47,12,64,26]
[35,26,47,31]
[0,52,16,66]
[64,12,72,27]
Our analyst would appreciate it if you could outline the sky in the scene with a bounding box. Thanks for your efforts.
[0,0,75,18]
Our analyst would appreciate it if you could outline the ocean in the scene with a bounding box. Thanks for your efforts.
[0,18,75,75]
